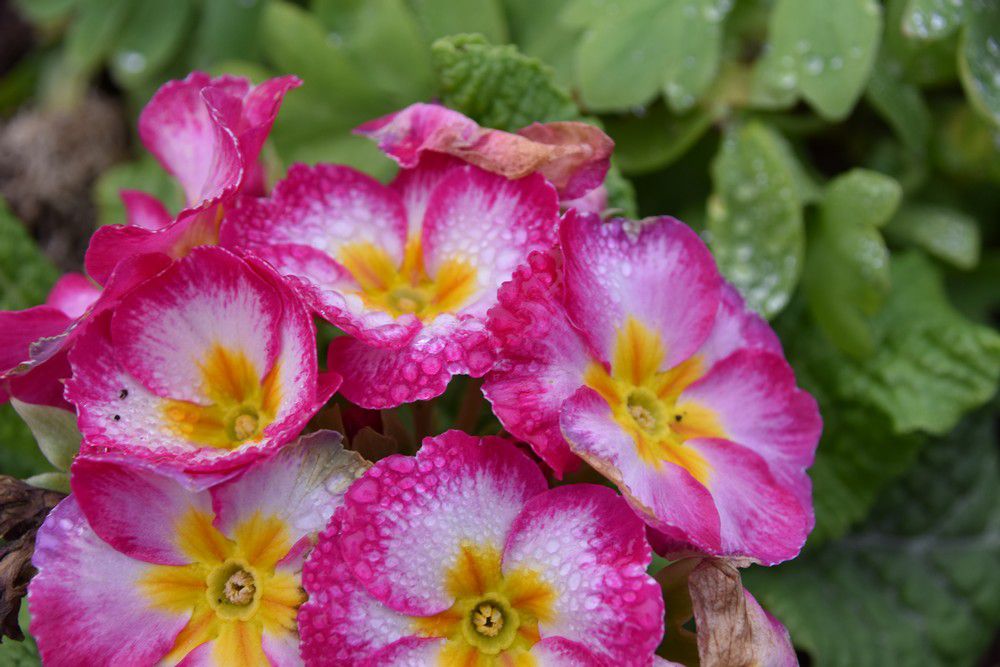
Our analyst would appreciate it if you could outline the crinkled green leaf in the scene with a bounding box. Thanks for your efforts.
[707,121,805,318]
[751,0,882,120]
[432,34,579,130]
[886,204,981,269]
[603,104,715,175]
[109,0,193,88]
[746,408,1000,667]
[0,200,57,311]
[808,252,1000,435]
[959,0,1000,126]
[574,0,732,113]
[805,170,899,358]
[408,0,508,44]
[93,156,184,228]
[902,0,965,40]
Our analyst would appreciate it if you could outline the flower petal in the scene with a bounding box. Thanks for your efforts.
[502,484,663,664]
[698,282,783,367]
[337,431,547,615]
[560,213,721,369]
[121,190,173,231]
[365,637,447,666]
[70,453,214,565]
[29,498,190,665]
[211,430,368,547]
[560,387,722,555]
[420,163,559,317]
[529,637,609,666]
[328,314,494,409]
[45,273,100,319]
[483,249,589,476]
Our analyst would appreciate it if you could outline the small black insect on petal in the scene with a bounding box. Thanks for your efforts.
[113,415,121,421]
[119,389,129,399]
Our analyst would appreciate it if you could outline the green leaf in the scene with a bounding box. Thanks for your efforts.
[407,0,508,44]
[574,0,732,113]
[902,0,965,40]
[25,471,71,494]
[881,0,959,87]
[603,163,638,219]
[62,0,132,78]
[603,104,716,175]
[934,103,1000,183]
[958,0,1000,126]
[0,404,51,479]
[432,34,580,130]
[189,0,266,68]
[93,157,184,228]
[804,169,899,357]
[279,133,396,182]
[14,0,79,24]
[751,0,882,120]
[0,199,58,310]
[505,0,581,84]
[707,121,805,318]
[10,399,80,472]
[109,0,193,89]
[886,204,981,270]
[312,0,434,106]
[866,58,933,154]
[808,252,1000,435]
[746,408,1000,667]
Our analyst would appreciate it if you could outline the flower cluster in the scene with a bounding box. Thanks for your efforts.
[0,72,820,666]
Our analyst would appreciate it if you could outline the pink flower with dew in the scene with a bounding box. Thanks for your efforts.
[28,431,368,666]
[0,255,170,411]
[483,213,821,565]
[298,430,663,666]
[65,247,336,475]
[355,102,614,203]
[85,71,300,285]
[221,153,561,409]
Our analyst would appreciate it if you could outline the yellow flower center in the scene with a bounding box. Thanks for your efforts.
[583,316,726,485]
[141,510,305,665]
[412,543,554,665]
[162,344,282,449]
[338,235,477,320]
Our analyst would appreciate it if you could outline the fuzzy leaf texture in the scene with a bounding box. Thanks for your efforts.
[746,407,1000,667]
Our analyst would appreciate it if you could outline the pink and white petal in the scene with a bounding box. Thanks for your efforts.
[363,637,447,667]
[743,590,799,667]
[111,246,282,403]
[329,313,494,409]
[121,189,173,230]
[483,250,590,476]
[560,213,722,368]
[421,165,559,317]
[503,484,663,664]
[389,152,464,236]
[0,307,71,378]
[84,206,220,286]
[678,350,821,476]
[261,631,305,667]
[207,75,300,174]
[529,637,609,667]
[300,513,415,666]
[66,311,204,457]
[45,273,100,319]
[337,431,547,616]
[71,453,213,565]
[29,498,190,665]
[212,430,368,545]
[138,71,243,207]
[560,387,722,555]
[683,439,811,565]
[697,282,783,367]
[357,103,613,199]
[223,163,408,270]
[560,184,607,216]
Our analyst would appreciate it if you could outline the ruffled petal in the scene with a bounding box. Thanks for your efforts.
[211,430,368,547]
[300,512,415,666]
[121,190,173,231]
[220,163,418,348]
[560,213,721,369]
[328,314,494,409]
[29,498,190,665]
[337,431,547,616]
[502,485,663,664]
[697,283,783,367]
[560,387,722,555]
[420,163,559,317]
[483,249,590,476]
[0,307,71,380]
[70,454,214,565]
[682,439,811,564]
[356,103,612,199]
[45,273,100,319]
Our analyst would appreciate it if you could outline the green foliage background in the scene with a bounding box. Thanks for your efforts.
[2,0,999,664]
